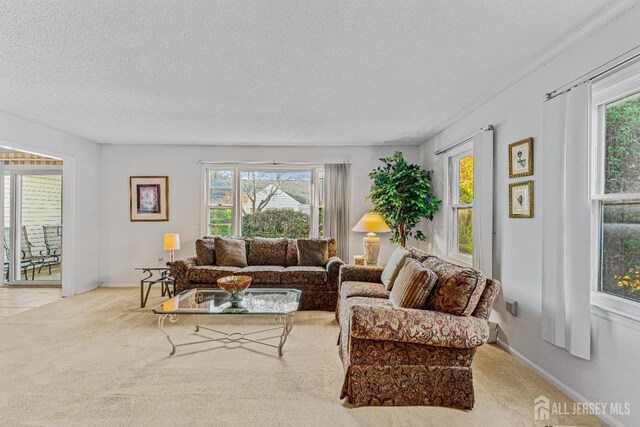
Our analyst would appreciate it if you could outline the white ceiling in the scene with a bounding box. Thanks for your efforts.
[0,1,637,146]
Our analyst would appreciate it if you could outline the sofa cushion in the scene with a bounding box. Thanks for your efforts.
[380,246,410,291]
[422,256,487,316]
[188,266,240,283]
[407,246,430,262]
[287,238,337,266]
[389,259,437,309]
[215,237,248,267]
[297,239,329,266]
[340,281,389,300]
[282,266,328,286]
[248,238,288,266]
[195,238,216,266]
[286,239,299,266]
[235,265,284,285]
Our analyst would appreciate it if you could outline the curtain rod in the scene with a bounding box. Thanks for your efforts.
[545,44,640,101]
[197,160,352,165]
[434,125,494,156]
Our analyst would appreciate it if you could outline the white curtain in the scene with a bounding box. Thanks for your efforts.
[324,164,351,260]
[472,129,494,277]
[541,83,591,360]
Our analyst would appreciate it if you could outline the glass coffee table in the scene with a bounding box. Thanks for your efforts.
[152,288,301,357]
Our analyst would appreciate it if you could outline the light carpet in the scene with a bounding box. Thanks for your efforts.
[0,288,604,427]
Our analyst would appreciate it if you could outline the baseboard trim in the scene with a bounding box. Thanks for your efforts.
[495,338,627,427]
[99,283,137,288]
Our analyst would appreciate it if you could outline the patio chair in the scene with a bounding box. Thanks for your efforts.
[43,225,62,265]
[4,229,36,280]
[21,226,49,278]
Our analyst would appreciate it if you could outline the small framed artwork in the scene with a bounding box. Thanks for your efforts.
[130,176,169,221]
[508,137,533,178]
[509,180,533,218]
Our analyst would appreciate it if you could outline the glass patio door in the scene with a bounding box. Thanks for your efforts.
[3,170,62,284]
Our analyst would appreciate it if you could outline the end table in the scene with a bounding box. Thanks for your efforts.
[135,265,175,308]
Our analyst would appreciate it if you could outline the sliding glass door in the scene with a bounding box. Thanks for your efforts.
[3,170,62,284]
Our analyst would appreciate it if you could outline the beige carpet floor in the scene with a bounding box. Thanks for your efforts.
[0,288,604,427]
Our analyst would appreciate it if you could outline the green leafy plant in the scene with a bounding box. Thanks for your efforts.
[242,208,310,238]
[368,151,441,247]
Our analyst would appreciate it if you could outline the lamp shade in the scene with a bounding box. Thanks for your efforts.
[163,233,180,251]
[352,212,391,233]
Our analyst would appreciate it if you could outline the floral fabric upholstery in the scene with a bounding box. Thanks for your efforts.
[422,255,487,316]
[471,278,501,320]
[169,237,344,311]
[170,257,197,293]
[281,266,327,286]
[235,265,284,284]
[188,265,240,284]
[338,249,500,409]
[339,265,384,285]
[341,364,475,408]
[325,257,343,291]
[341,281,389,300]
[336,265,385,320]
[349,304,490,348]
[407,246,430,262]
[195,239,216,265]
[248,238,288,266]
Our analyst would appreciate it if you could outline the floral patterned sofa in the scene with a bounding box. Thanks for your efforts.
[337,248,500,408]
[170,237,344,311]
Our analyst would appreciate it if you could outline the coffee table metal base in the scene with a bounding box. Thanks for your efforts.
[157,312,295,357]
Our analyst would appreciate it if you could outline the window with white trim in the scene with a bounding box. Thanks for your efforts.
[203,165,323,238]
[445,141,474,265]
[591,60,640,315]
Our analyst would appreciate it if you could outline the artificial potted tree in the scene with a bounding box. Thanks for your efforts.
[368,151,440,247]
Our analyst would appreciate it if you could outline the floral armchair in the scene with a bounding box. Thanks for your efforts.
[337,250,500,409]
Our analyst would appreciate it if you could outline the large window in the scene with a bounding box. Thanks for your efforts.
[592,61,640,313]
[203,165,323,238]
[445,142,474,264]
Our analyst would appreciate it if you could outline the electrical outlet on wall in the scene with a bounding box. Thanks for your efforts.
[506,299,518,316]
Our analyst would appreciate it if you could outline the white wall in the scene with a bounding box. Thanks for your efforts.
[99,144,418,284]
[0,111,101,296]
[419,5,640,426]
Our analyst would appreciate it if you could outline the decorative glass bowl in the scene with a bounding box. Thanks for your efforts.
[217,275,252,307]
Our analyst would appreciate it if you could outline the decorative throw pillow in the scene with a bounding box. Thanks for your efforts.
[423,255,487,316]
[286,239,299,266]
[381,246,410,290]
[195,238,216,266]
[248,238,288,266]
[389,259,438,309]
[214,237,248,267]
[296,239,329,266]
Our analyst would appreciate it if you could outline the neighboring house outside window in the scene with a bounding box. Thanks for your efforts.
[591,61,640,319]
[203,166,322,239]
[444,140,474,265]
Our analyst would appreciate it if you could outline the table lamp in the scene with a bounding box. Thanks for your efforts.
[163,233,180,263]
[352,213,391,266]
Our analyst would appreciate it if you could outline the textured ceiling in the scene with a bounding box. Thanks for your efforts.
[0,1,637,146]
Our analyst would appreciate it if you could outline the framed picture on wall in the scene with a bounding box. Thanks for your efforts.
[509,180,533,218]
[508,137,533,178]
[130,176,169,221]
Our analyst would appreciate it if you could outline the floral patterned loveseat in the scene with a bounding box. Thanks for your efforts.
[170,237,344,311]
[337,248,500,408]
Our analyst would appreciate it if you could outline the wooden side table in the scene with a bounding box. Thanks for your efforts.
[135,266,175,308]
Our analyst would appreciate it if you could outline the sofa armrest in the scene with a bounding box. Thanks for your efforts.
[169,257,197,292]
[339,265,384,285]
[349,304,489,349]
[326,256,345,291]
